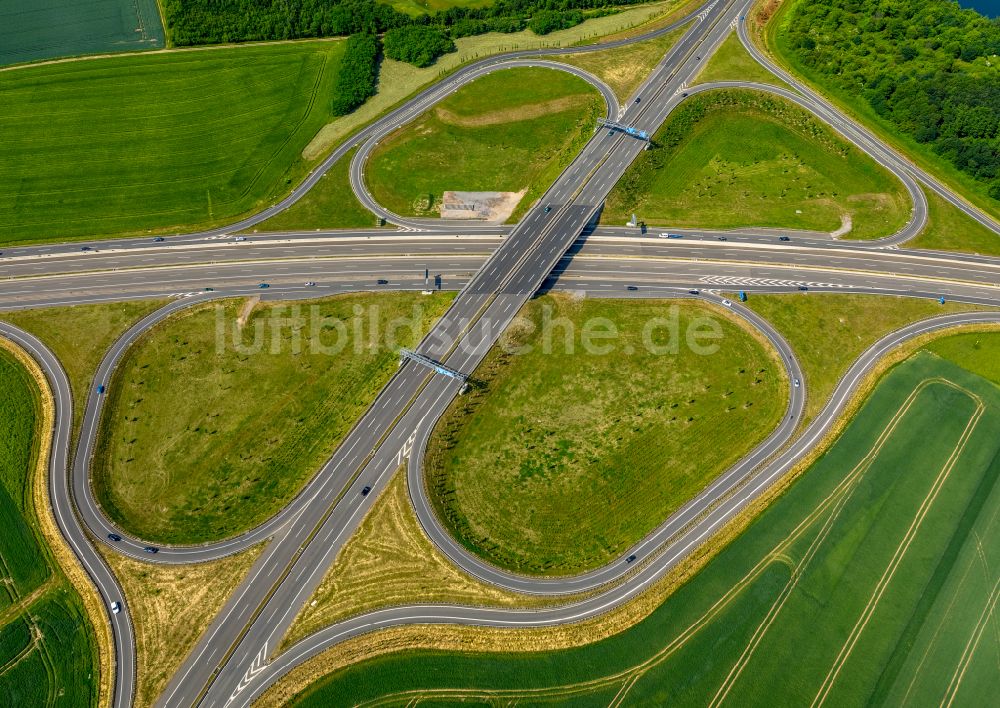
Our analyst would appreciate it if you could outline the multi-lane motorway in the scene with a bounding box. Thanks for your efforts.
[2,0,1000,705]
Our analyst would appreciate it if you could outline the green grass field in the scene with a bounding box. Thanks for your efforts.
[0,0,163,67]
[0,40,346,246]
[909,188,1000,257]
[93,292,454,544]
[366,67,602,221]
[0,349,98,705]
[292,343,1000,707]
[426,295,785,575]
[2,300,168,449]
[694,30,788,87]
[603,89,910,239]
[383,0,493,16]
[255,147,381,231]
[744,293,993,424]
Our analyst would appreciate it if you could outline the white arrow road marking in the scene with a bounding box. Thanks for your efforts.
[228,642,269,704]
[396,430,418,466]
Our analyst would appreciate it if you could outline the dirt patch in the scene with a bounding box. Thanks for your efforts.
[435,94,590,128]
[237,296,259,329]
[440,190,526,222]
[830,212,853,238]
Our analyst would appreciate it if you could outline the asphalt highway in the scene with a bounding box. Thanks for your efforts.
[3,0,1000,706]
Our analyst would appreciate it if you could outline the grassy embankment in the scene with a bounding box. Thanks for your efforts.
[0,41,347,246]
[0,348,99,705]
[286,337,1000,707]
[759,0,1000,223]
[0,0,163,67]
[603,89,910,238]
[365,67,602,221]
[101,544,264,708]
[909,187,1000,256]
[92,292,454,544]
[744,293,996,425]
[546,24,686,101]
[427,294,785,576]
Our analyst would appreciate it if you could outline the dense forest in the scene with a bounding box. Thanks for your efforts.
[161,0,649,48]
[784,0,1000,200]
[331,32,379,116]
[383,26,456,68]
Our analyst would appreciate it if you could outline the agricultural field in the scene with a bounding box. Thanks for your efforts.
[92,292,454,544]
[0,349,98,705]
[0,40,345,246]
[365,67,602,221]
[0,0,164,66]
[603,89,910,239]
[426,295,785,575]
[290,345,1000,707]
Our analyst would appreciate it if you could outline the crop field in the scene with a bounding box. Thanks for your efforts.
[0,0,163,67]
[292,347,1000,707]
[603,89,909,239]
[0,350,98,705]
[426,295,785,575]
[92,292,454,544]
[366,67,602,221]
[0,40,345,246]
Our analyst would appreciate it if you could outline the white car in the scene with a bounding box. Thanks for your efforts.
[722,299,733,307]
[304,281,316,287]
[234,236,247,242]
[111,601,121,614]
[793,379,801,388]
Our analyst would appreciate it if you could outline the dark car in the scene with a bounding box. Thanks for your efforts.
[634,96,641,103]
[544,205,551,213]
[143,546,159,554]
[258,283,269,289]
[107,533,122,542]
[153,236,165,242]
[626,285,639,291]
[377,279,389,285]
[81,246,92,251]
[779,236,791,242]
[689,289,700,295]
[361,486,372,496]
[682,92,689,97]
[204,287,214,292]
[718,236,728,241]
[626,554,637,563]
[798,285,809,291]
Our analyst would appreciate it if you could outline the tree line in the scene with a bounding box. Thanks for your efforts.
[784,0,1000,200]
[162,0,648,50]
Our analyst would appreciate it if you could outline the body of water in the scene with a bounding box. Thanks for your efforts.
[958,0,1000,18]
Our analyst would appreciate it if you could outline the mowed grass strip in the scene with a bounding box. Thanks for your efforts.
[289,347,1000,708]
[366,67,602,220]
[693,30,789,87]
[427,295,785,576]
[0,349,98,706]
[603,89,909,239]
[0,41,345,245]
[92,292,455,544]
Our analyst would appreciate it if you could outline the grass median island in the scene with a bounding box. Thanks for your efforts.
[285,469,553,648]
[101,543,265,708]
[546,25,686,101]
[287,346,1000,707]
[2,300,168,445]
[0,348,99,706]
[0,41,346,246]
[909,188,1000,257]
[365,67,602,220]
[92,292,454,544]
[255,147,380,231]
[426,294,785,576]
[743,293,995,425]
[693,30,788,87]
[603,89,910,238]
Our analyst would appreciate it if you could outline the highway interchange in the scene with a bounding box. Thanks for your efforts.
[2,0,1000,705]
